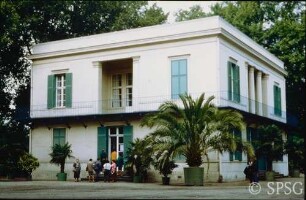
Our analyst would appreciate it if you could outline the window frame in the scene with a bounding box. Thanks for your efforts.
[111,73,132,108]
[273,84,282,116]
[228,61,240,103]
[53,128,66,146]
[170,58,188,99]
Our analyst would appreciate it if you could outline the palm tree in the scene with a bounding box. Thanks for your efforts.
[49,142,74,173]
[141,93,254,184]
[125,137,153,182]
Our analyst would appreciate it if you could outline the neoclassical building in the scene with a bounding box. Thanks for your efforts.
[29,16,288,182]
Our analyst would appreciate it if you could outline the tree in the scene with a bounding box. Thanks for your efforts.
[252,125,284,172]
[125,137,153,182]
[175,5,208,22]
[141,93,254,177]
[49,142,74,173]
[0,1,168,176]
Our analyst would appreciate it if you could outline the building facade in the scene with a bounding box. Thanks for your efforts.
[29,16,288,182]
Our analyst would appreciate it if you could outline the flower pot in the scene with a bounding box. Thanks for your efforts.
[162,177,170,185]
[133,175,142,183]
[184,167,204,186]
[265,171,275,181]
[56,172,67,181]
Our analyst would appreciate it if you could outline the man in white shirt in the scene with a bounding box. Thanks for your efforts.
[103,160,111,182]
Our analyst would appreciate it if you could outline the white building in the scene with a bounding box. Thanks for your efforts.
[29,16,288,182]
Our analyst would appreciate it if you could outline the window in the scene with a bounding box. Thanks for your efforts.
[126,73,133,106]
[53,128,66,146]
[111,73,132,108]
[228,61,240,103]
[171,59,187,99]
[112,74,122,107]
[56,74,66,107]
[47,73,72,109]
[230,129,242,161]
[274,85,282,116]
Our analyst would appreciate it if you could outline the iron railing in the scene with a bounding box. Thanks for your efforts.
[26,92,287,124]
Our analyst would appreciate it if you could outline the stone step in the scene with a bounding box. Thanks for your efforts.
[258,171,284,180]
[81,175,132,182]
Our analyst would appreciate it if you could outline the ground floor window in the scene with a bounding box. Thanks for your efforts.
[53,128,66,146]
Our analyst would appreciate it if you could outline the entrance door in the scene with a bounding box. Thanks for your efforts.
[109,127,124,161]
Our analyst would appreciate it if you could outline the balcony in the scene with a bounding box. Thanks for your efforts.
[28,92,287,124]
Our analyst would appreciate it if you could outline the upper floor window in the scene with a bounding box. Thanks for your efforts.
[273,85,282,116]
[47,73,72,109]
[171,59,187,99]
[53,128,66,146]
[228,61,240,103]
[111,73,132,108]
[56,74,66,107]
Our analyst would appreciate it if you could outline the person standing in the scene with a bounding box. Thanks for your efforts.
[111,160,117,182]
[100,149,107,161]
[111,148,117,161]
[94,158,102,182]
[117,152,124,177]
[73,158,81,182]
[103,160,111,182]
[86,158,94,182]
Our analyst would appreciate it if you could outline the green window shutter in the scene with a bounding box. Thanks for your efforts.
[235,129,242,161]
[274,85,281,116]
[65,73,72,108]
[123,125,133,163]
[227,61,232,100]
[53,128,66,146]
[97,126,108,159]
[47,75,55,109]
[234,65,240,103]
[246,127,251,142]
[274,85,277,115]
[277,87,281,116]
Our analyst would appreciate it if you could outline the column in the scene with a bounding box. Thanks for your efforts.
[92,61,102,113]
[248,66,255,114]
[256,71,263,116]
[262,74,269,117]
[132,56,140,111]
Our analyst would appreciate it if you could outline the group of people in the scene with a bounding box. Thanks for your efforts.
[72,149,124,183]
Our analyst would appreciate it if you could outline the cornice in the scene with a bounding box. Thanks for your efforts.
[28,28,221,61]
[28,16,286,76]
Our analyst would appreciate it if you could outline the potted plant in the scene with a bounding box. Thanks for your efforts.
[152,149,178,185]
[141,93,254,186]
[49,142,74,181]
[253,125,284,181]
[125,137,153,183]
[17,152,39,180]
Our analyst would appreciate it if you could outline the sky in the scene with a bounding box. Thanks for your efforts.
[148,1,219,23]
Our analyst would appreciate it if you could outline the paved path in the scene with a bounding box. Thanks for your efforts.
[0,177,304,199]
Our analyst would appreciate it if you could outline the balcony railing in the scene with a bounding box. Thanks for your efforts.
[27,92,287,123]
